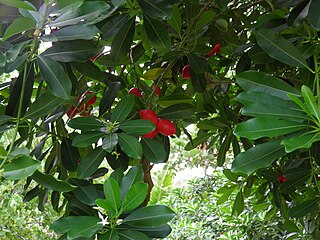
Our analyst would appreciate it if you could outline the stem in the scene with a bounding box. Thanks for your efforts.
[313,46,320,111]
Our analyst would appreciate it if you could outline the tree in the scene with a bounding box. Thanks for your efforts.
[0,0,319,239]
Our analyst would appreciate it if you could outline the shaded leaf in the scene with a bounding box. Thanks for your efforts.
[3,155,40,180]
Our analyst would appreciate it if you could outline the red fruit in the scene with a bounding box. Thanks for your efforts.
[89,53,101,62]
[140,109,159,125]
[207,44,221,56]
[152,85,161,97]
[143,130,158,139]
[277,175,288,183]
[79,91,96,106]
[156,119,176,136]
[129,87,142,98]
[182,64,191,79]
[67,106,79,119]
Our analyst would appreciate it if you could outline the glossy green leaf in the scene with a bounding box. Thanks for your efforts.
[0,0,36,10]
[308,0,320,31]
[288,93,314,119]
[77,147,108,179]
[118,230,149,240]
[167,5,181,34]
[99,82,122,116]
[256,28,308,68]
[111,17,135,61]
[120,165,143,199]
[24,91,65,119]
[231,139,286,175]
[301,85,320,121]
[235,118,307,140]
[51,216,99,234]
[61,138,80,171]
[72,132,105,148]
[2,17,35,41]
[111,95,135,122]
[119,120,155,135]
[42,25,100,42]
[137,0,172,20]
[158,103,195,120]
[37,55,71,100]
[112,0,125,7]
[31,171,76,192]
[122,182,148,212]
[100,14,130,40]
[118,134,142,159]
[69,117,105,131]
[42,40,101,62]
[3,155,40,180]
[73,182,99,206]
[68,218,102,240]
[141,138,167,163]
[188,53,208,73]
[116,224,172,238]
[289,198,320,218]
[281,133,320,153]
[123,205,175,227]
[236,71,300,100]
[103,178,121,214]
[96,198,115,213]
[102,133,118,152]
[143,15,171,53]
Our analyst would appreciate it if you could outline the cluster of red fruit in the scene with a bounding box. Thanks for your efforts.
[182,43,221,79]
[129,85,161,98]
[67,91,97,119]
[277,175,288,183]
[140,109,176,138]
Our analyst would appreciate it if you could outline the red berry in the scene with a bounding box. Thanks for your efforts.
[66,106,79,119]
[207,44,221,57]
[182,64,191,79]
[156,119,176,136]
[143,130,158,139]
[140,109,159,125]
[129,87,142,98]
[277,175,288,183]
[152,85,161,97]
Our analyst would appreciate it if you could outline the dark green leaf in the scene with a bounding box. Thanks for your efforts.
[100,14,130,40]
[77,147,108,179]
[118,230,149,240]
[119,120,155,135]
[118,133,142,159]
[3,155,40,180]
[122,182,148,212]
[232,191,244,216]
[2,17,35,41]
[72,132,105,148]
[123,205,175,227]
[289,198,320,217]
[141,138,167,163]
[100,229,119,240]
[111,95,135,122]
[137,0,173,20]
[190,69,206,93]
[120,165,143,199]
[68,117,105,131]
[308,0,320,31]
[37,55,71,100]
[103,178,121,214]
[231,139,286,175]
[73,181,99,206]
[0,0,36,10]
[31,171,76,192]
[158,103,195,120]
[61,138,80,171]
[167,5,181,34]
[99,82,122,116]
[102,133,118,152]
[158,94,193,107]
[116,224,172,238]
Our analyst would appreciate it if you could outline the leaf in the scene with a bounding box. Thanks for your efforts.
[2,155,40,180]
[123,205,175,227]
[143,15,171,53]
[119,120,155,135]
[256,28,308,68]
[122,182,148,213]
[184,132,212,150]
[188,53,208,73]
[2,17,35,41]
[158,94,193,107]
[51,216,100,234]
[102,133,118,152]
[118,134,142,159]
[100,13,130,40]
[68,218,103,240]
[236,70,300,100]
[234,118,307,140]
[103,178,121,214]
[42,25,100,42]
[101,229,119,240]
[111,95,135,122]
[6,40,31,63]
[231,139,286,175]
[111,17,135,61]
[289,198,320,218]
[0,0,36,10]
[77,147,108,179]
[232,191,244,216]
[37,55,71,100]
[281,133,320,153]
[280,174,310,194]
[116,224,172,238]
[99,82,122,116]
[4,52,28,73]
[24,91,65,119]
[190,70,206,93]
[137,0,173,20]
[143,68,172,80]
[68,117,105,131]
[215,0,228,11]
[167,5,181,34]
[158,103,195,120]
[31,171,76,192]
[42,40,101,62]
[301,85,320,121]
[72,132,105,148]
[118,230,149,240]
[61,138,80,171]
[72,181,99,206]
[141,138,167,163]
[217,133,231,166]
[120,165,143,199]
[308,0,320,31]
